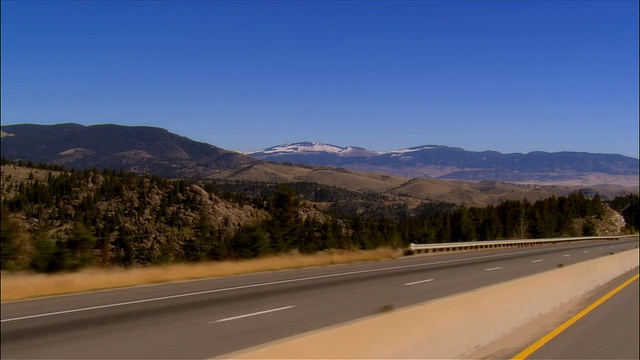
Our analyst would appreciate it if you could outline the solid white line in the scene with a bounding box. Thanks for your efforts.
[531,259,543,263]
[583,251,589,253]
[562,254,571,257]
[484,267,503,272]
[210,305,295,323]
[403,279,435,286]
[0,246,581,323]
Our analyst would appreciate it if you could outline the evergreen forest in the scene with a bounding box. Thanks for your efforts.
[1,157,637,273]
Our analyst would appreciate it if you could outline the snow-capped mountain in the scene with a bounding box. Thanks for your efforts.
[247,142,378,157]
[248,142,639,184]
[247,142,344,155]
[247,142,447,157]
[2,124,637,186]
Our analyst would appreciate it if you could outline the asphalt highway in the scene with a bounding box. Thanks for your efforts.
[525,270,639,359]
[2,238,638,359]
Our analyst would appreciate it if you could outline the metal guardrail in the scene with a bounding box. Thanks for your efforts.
[409,235,638,254]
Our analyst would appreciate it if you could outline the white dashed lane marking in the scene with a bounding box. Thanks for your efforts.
[403,279,435,286]
[484,267,503,272]
[209,305,296,323]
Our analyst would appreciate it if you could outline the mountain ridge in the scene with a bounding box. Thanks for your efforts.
[1,123,260,178]
[248,141,639,185]
[2,123,638,190]
[248,141,638,158]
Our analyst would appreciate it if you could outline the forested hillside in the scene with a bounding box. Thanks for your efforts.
[1,158,634,273]
[1,123,259,178]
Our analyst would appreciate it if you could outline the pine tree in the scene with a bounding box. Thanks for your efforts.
[1,206,24,270]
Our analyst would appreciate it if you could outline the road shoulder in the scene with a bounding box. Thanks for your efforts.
[465,267,640,359]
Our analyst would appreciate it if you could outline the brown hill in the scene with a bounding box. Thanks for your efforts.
[207,163,637,207]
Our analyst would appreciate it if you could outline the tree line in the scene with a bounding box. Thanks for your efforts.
[1,158,633,273]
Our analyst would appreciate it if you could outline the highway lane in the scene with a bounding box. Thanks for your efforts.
[2,237,638,359]
[523,271,639,359]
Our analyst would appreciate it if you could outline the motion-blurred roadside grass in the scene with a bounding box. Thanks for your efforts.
[1,248,400,302]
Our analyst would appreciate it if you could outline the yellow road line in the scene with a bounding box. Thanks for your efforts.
[512,273,640,360]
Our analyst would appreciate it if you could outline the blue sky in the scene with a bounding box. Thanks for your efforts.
[2,1,638,158]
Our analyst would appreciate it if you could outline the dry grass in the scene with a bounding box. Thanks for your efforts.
[212,162,407,193]
[0,248,401,302]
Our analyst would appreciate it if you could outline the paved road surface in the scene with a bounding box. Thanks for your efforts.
[2,238,637,359]
[526,270,639,359]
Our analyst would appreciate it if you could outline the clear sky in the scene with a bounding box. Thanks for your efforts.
[1,1,638,158]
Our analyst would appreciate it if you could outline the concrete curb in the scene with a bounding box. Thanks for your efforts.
[224,248,639,359]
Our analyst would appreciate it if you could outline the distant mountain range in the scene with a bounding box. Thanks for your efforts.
[248,142,639,186]
[1,123,258,178]
[1,124,638,190]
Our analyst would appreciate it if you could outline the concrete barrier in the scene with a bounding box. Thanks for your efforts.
[223,248,639,359]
